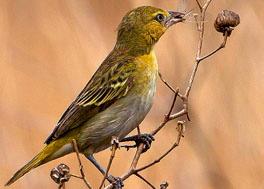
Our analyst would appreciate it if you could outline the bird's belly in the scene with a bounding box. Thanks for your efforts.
[79,74,157,154]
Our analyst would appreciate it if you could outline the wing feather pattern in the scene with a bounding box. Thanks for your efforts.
[45,54,135,144]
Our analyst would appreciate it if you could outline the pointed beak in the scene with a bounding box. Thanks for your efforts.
[165,11,186,28]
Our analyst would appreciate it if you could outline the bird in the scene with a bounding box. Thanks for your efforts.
[5,6,185,186]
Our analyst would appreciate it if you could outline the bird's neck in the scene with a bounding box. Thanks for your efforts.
[115,31,156,56]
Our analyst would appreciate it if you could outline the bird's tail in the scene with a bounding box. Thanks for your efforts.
[5,139,70,186]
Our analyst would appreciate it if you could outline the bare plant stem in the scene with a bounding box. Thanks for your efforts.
[136,121,185,173]
[151,88,179,135]
[134,172,155,189]
[195,0,203,11]
[99,137,119,189]
[158,72,177,93]
[72,139,93,189]
[198,31,228,61]
[58,182,65,189]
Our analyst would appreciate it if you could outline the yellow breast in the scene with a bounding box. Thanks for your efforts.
[133,49,158,89]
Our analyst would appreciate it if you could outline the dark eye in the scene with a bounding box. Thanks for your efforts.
[155,14,164,22]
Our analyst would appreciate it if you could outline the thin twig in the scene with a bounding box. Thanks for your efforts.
[134,173,155,189]
[185,0,213,98]
[104,121,185,189]
[99,137,119,189]
[198,31,228,61]
[159,72,185,99]
[58,183,65,189]
[136,121,185,172]
[72,139,93,189]
[158,72,177,93]
[195,0,203,11]
[151,88,179,136]
[166,88,179,120]
[70,174,83,179]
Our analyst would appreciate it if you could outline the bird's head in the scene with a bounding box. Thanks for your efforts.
[116,6,185,55]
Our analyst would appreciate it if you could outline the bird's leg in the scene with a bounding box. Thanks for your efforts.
[120,133,155,153]
[84,154,124,188]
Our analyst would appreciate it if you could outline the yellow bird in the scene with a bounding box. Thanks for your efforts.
[5,6,185,186]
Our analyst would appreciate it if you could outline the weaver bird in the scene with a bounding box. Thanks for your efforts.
[5,6,185,186]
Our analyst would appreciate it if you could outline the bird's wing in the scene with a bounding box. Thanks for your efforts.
[45,56,135,144]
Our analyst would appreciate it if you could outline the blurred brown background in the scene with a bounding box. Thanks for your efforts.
[1,0,263,188]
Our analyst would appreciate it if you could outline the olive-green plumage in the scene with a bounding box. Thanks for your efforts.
[5,6,185,186]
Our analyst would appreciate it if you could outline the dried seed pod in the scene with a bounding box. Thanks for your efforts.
[50,163,71,184]
[214,10,240,36]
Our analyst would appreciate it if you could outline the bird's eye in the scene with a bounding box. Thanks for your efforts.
[155,14,164,22]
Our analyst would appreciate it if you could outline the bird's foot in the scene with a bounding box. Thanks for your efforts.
[121,133,155,153]
[107,175,124,189]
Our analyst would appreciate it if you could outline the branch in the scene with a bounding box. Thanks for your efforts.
[198,31,228,62]
[136,121,185,172]
[99,137,119,189]
[158,72,177,93]
[151,88,179,136]
[134,173,155,189]
[72,139,93,189]
[184,0,213,98]
[195,0,203,11]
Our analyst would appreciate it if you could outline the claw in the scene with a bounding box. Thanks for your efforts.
[120,133,155,153]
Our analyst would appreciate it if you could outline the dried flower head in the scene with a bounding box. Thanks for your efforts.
[50,163,71,184]
[214,10,240,36]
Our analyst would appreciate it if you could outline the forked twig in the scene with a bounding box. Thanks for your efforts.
[72,139,93,189]
[151,88,179,136]
[158,72,177,93]
[136,121,185,172]
[195,0,203,11]
[198,31,228,61]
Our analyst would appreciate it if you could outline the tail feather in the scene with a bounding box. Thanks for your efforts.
[5,140,69,186]
[5,151,44,186]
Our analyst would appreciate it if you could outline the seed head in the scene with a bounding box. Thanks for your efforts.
[50,163,71,184]
[214,10,240,36]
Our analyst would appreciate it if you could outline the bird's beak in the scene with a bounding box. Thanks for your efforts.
[164,11,186,28]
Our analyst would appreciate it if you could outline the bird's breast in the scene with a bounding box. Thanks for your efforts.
[133,49,158,90]
[79,50,158,154]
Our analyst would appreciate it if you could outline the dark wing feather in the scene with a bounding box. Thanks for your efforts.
[45,54,135,144]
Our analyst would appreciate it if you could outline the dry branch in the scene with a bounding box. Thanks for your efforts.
[72,139,93,189]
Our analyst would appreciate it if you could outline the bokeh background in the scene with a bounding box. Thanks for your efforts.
[1,0,263,188]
